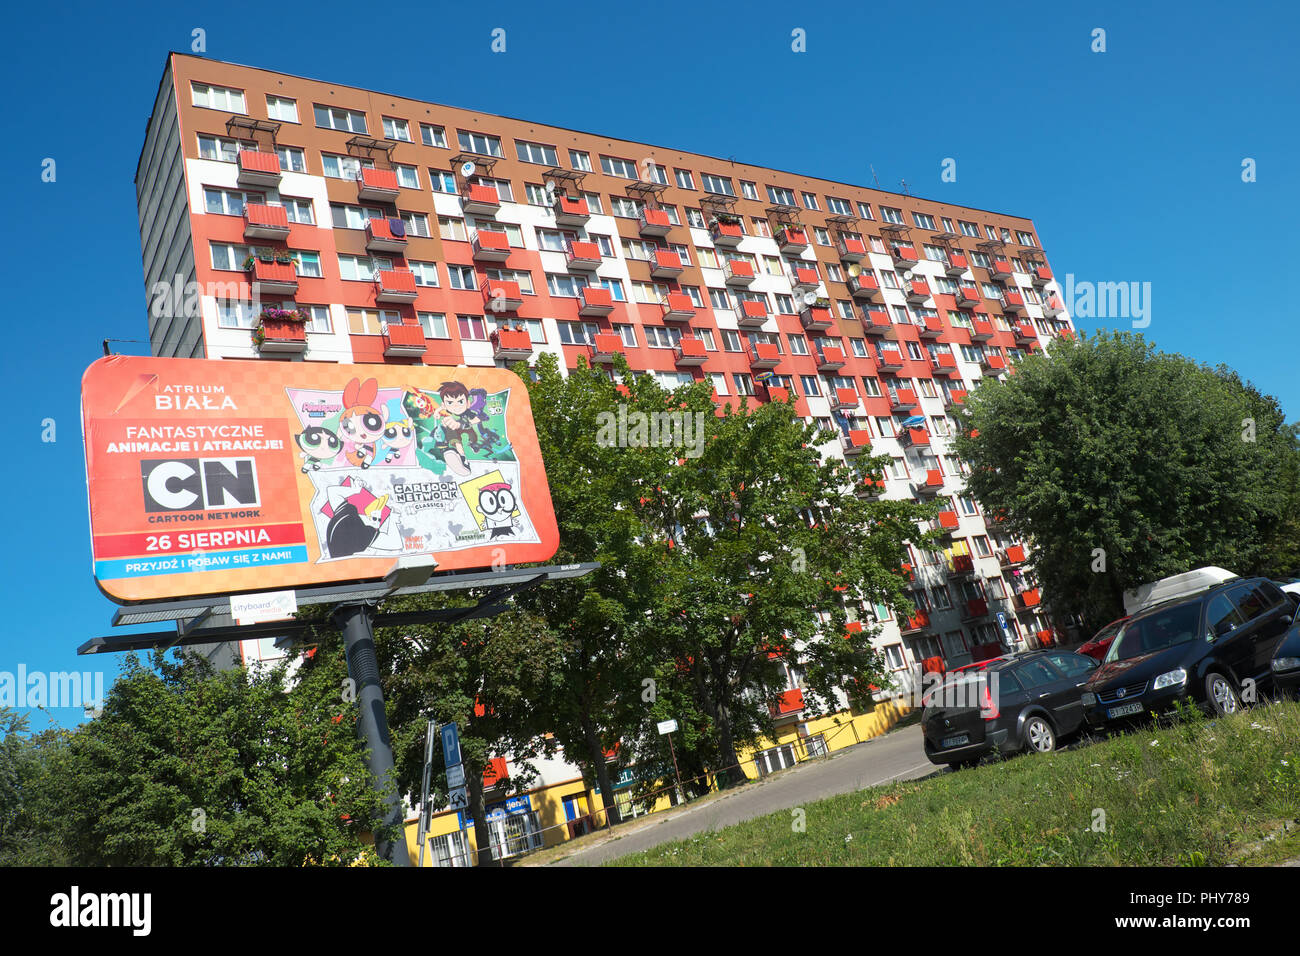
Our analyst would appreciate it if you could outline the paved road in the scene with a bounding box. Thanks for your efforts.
[548,723,937,866]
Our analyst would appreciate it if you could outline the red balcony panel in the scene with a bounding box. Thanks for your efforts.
[491,328,533,359]
[971,316,995,340]
[931,352,958,373]
[763,384,791,403]
[710,220,744,245]
[816,345,846,369]
[357,166,401,201]
[750,342,781,368]
[777,226,808,252]
[938,510,960,530]
[236,149,281,187]
[590,333,625,363]
[472,229,512,261]
[383,322,427,356]
[902,427,930,447]
[892,387,918,408]
[242,203,290,240]
[848,274,880,299]
[982,353,1008,371]
[947,253,969,275]
[863,309,891,334]
[791,266,820,289]
[956,285,980,306]
[365,217,409,253]
[651,249,684,278]
[771,688,805,718]
[842,429,871,455]
[920,314,945,337]
[660,292,696,321]
[800,305,832,332]
[566,240,603,270]
[483,756,508,787]
[892,247,919,266]
[988,260,1013,279]
[946,388,968,406]
[1016,588,1042,609]
[857,475,886,498]
[640,208,672,236]
[965,597,988,618]
[833,387,859,409]
[256,315,307,353]
[907,280,931,301]
[579,285,615,316]
[950,552,974,573]
[1002,544,1026,565]
[482,279,523,311]
[1003,291,1026,311]
[374,268,419,303]
[675,337,707,365]
[877,347,903,368]
[246,259,298,295]
[1035,265,1053,282]
[738,299,768,327]
[554,194,589,225]
[903,609,931,632]
[724,259,756,285]
[837,236,867,261]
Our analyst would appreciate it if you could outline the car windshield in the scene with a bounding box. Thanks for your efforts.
[1090,620,1123,645]
[1105,603,1201,662]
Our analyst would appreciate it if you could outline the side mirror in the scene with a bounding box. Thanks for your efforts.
[1214,620,1235,639]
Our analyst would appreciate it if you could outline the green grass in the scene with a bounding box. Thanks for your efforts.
[610,699,1300,866]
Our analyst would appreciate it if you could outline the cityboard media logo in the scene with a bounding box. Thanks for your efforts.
[140,457,261,513]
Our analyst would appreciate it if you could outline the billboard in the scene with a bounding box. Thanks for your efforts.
[81,356,559,603]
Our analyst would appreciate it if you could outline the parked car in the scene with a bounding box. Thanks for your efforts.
[921,651,1100,769]
[951,655,1011,674]
[1078,616,1130,661]
[1271,602,1300,698]
[1082,576,1293,728]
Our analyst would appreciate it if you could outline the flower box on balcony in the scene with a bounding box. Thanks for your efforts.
[243,203,290,240]
[800,306,832,332]
[374,268,419,303]
[245,258,298,296]
[710,220,744,246]
[357,167,401,202]
[650,249,684,279]
[553,194,589,226]
[383,322,427,357]
[482,279,523,312]
[776,226,808,253]
[836,236,867,261]
[254,309,309,354]
[365,217,408,253]
[589,333,625,363]
[737,299,768,327]
[565,240,603,271]
[461,182,501,216]
[749,342,781,368]
[816,345,845,370]
[471,229,512,261]
[660,292,696,321]
[491,327,533,360]
[236,149,281,188]
[675,337,707,366]
[579,285,615,316]
[946,254,969,275]
[723,259,755,286]
[639,208,672,237]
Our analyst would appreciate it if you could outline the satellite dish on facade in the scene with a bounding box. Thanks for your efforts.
[802,291,819,306]
[903,270,915,281]
[847,263,862,277]
[460,161,476,178]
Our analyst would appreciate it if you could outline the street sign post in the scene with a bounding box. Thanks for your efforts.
[658,718,685,804]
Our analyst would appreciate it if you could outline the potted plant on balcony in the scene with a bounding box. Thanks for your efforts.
[709,212,742,228]
[257,248,275,263]
[275,252,293,265]
[812,296,832,309]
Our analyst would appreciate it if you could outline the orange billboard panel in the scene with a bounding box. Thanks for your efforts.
[81,356,559,603]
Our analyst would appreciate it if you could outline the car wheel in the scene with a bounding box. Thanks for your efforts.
[1023,715,1056,753]
[1205,672,1240,715]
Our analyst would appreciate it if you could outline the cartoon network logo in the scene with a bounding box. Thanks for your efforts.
[140,457,260,513]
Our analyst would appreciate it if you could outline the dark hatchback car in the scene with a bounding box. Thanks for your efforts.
[1270,595,1300,697]
[921,651,1100,769]
[1082,577,1293,728]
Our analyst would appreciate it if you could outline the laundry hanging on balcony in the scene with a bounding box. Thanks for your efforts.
[387,217,406,238]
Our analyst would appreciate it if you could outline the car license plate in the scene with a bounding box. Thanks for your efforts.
[941,734,969,748]
[1107,702,1144,718]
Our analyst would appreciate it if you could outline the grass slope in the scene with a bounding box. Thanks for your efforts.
[612,700,1300,866]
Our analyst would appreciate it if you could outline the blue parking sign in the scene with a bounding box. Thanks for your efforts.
[997,611,1008,630]
[440,722,461,769]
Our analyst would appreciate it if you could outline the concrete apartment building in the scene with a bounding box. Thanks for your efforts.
[133,51,1077,862]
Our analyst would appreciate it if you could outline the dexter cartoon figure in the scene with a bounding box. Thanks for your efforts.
[477,481,519,538]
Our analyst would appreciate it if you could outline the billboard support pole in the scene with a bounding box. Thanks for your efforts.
[334,600,412,867]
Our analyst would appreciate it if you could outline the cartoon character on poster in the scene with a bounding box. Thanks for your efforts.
[285,376,533,564]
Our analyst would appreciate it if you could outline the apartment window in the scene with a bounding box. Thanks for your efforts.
[383,117,411,142]
[941,217,955,232]
[734,373,756,396]
[569,149,592,171]
[392,164,418,189]
[812,226,830,245]
[448,265,476,290]
[281,197,314,224]
[1017,231,1037,247]
[516,140,558,165]
[775,293,795,314]
[457,315,488,340]
[912,212,936,230]
[484,268,534,295]
[881,206,904,225]
[266,95,298,123]
[610,196,644,219]
[439,217,468,241]
[525,183,549,206]
[418,312,449,338]
[644,325,683,349]
[613,324,638,348]
[826,196,852,216]
[275,145,307,173]
[701,173,735,196]
[800,375,820,397]
[800,191,820,211]
[959,220,981,238]
[670,243,691,266]
[331,203,384,230]
[958,496,979,517]
[740,180,758,200]
[710,372,730,395]
[601,155,638,179]
[856,201,874,220]
[675,168,696,190]
[766,185,795,206]
[861,376,881,397]
[203,187,259,216]
[321,153,370,180]
[209,242,251,271]
[478,177,514,202]
[337,254,389,282]
[683,285,704,308]
[685,207,705,228]
[192,83,245,112]
[409,261,440,287]
[594,277,626,301]
[287,254,321,284]
[430,169,457,193]
[197,134,248,163]
[788,334,808,356]
[457,131,502,157]
[215,299,257,328]
[420,123,447,147]
[721,330,743,352]
[696,329,716,350]
[557,321,600,345]
[314,104,367,133]
[645,163,669,185]
[709,288,732,312]
[397,212,430,238]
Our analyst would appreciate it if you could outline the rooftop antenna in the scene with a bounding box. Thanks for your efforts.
[869,164,881,188]
[900,178,911,196]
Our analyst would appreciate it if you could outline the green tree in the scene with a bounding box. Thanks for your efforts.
[954,331,1298,631]
[31,649,386,866]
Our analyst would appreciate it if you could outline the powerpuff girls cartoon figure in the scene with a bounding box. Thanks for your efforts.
[339,377,384,469]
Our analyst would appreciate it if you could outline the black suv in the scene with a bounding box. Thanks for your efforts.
[921,650,1101,769]
[1082,576,1292,728]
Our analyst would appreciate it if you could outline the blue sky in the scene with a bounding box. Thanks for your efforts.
[2,0,1296,729]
